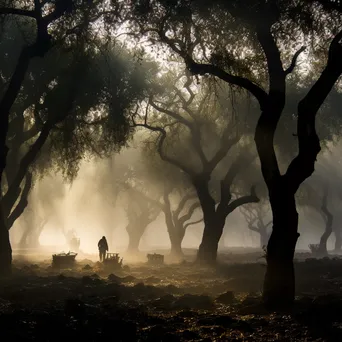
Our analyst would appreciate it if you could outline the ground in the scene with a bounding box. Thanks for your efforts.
[1,248,342,341]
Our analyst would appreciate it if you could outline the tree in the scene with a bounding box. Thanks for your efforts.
[301,183,333,257]
[298,166,334,257]
[111,152,162,254]
[296,146,342,254]
[160,186,203,260]
[17,173,66,248]
[317,147,342,253]
[133,73,259,263]
[316,185,333,256]
[0,5,154,274]
[240,201,272,249]
[118,143,202,259]
[130,0,342,308]
[19,208,47,248]
[0,0,105,274]
[1,47,84,230]
[334,191,342,252]
[124,188,160,254]
[0,0,77,275]
[140,138,204,260]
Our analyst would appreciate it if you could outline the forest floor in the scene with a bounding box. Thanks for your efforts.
[1,250,342,341]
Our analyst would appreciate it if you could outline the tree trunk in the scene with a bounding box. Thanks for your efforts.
[316,185,333,256]
[7,172,32,229]
[170,239,184,260]
[169,227,185,261]
[19,228,29,247]
[318,221,333,256]
[218,228,227,250]
[20,216,45,248]
[263,183,299,309]
[334,226,342,252]
[0,207,11,276]
[126,223,145,255]
[30,219,46,248]
[20,228,41,248]
[259,226,269,248]
[127,234,141,254]
[197,214,225,265]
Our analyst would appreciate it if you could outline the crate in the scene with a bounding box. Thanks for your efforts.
[147,253,164,265]
[52,252,77,268]
[103,252,123,269]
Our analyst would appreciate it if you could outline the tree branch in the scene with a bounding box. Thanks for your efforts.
[284,46,306,75]
[149,98,193,129]
[0,7,36,18]
[179,202,201,226]
[184,217,204,230]
[219,148,256,207]
[132,122,196,177]
[256,23,285,98]
[240,205,258,226]
[150,96,208,167]
[185,59,268,110]
[286,30,342,193]
[43,0,73,24]
[7,172,32,230]
[173,192,197,218]
[253,24,287,187]
[3,68,82,214]
[321,184,333,226]
[265,220,273,228]
[248,224,260,233]
[207,124,241,174]
[122,183,165,211]
[226,185,259,214]
[153,24,268,109]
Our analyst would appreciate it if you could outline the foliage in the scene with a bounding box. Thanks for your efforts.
[1,21,156,183]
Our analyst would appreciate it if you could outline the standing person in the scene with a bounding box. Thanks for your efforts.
[98,236,108,262]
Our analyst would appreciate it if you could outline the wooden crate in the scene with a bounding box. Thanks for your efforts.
[147,253,164,265]
[52,252,77,268]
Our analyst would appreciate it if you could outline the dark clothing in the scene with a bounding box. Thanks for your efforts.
[98,237,108,262]
[99,250,106,262]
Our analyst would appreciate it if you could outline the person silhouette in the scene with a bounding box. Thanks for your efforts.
[98,236,108,262]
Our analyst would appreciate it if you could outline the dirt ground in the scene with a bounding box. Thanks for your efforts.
[1,250,342,341]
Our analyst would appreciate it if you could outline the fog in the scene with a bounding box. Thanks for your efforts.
[10,137,342,257]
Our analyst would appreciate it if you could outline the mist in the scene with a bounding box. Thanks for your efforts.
[2,1,342,338]
[11,138,342,257]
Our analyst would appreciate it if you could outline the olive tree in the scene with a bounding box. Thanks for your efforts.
[129,0,342,308]
[133,72,259,262]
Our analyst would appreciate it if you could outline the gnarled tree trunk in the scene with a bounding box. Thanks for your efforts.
[335,231,342,251]
[318,225,333,256]
[0,207,11,276]
[19,212,46,248]
[318,189,333,256]
[255,26,342,309]
[170,237,184,260]
[126,223,145,254]
[259,226,269,248]
[6,172,32,230]
[263,180,299,309]
[197,212,226,264]
[169,226,186,261]
[195,176,257,264]
[333,225,342,252]
[0,47,32,276]
[161,188,202,261]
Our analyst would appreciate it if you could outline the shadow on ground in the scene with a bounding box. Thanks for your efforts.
[1,253,342,341]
